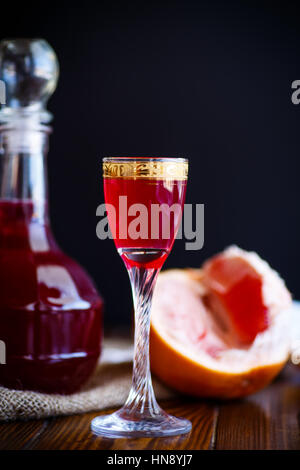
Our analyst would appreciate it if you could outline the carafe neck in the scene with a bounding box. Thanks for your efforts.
[0,125,50,224]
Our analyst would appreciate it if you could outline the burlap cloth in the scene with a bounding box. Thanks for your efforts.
[0,338,175,422]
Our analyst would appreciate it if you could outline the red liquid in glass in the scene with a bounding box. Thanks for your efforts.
[104,178,187,269]
[0,200,103,394]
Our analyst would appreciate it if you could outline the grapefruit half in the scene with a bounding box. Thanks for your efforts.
[150,246,292,399]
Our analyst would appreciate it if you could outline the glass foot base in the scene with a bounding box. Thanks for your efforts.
[91,408,192,438]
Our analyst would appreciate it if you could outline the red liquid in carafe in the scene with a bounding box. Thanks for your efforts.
[0,200,103,394]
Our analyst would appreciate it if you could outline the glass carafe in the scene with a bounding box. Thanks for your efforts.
[0,39,103,394]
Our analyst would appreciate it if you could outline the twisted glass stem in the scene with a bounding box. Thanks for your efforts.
[122,266,161,418]
[91,261,192,437]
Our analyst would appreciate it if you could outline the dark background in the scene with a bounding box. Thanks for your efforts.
[2,0,300,326]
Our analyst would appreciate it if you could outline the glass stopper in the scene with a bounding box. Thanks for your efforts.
[0,38,59,124]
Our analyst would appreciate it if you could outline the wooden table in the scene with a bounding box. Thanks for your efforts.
[0,363,299,450]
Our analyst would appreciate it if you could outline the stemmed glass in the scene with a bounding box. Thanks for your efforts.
[91,157,191,437]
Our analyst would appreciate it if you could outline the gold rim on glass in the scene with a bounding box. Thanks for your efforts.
[102,157,188,180]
